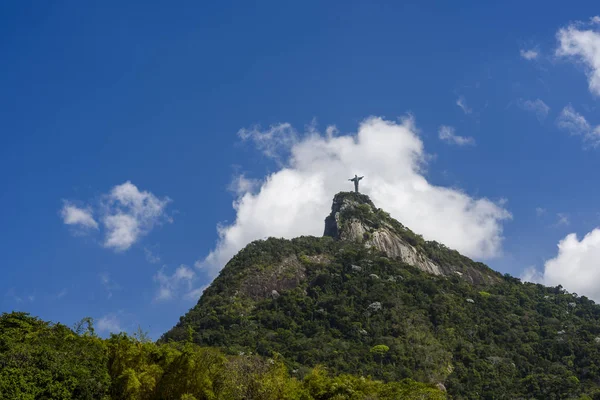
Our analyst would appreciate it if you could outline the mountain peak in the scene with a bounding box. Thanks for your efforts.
[323,191,376,239]
[323,191,500,285]
[161,191,512,394]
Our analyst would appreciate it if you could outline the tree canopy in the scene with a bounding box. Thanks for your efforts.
[0,312,444,400]
[162,235,600,399]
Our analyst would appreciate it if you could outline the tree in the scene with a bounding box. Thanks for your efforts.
[371,344,390,366]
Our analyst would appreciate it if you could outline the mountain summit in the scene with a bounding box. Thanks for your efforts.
[324,192,500,284]
[162,192,600,399]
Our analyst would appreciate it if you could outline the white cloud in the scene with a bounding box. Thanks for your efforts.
[238,123,297,161]
[438,125,475,146]
[153,265,199,301]
[556,213,570,226]
[56,289,67,299]
[60,203,98,229]
[535,207,546,217]
[184,286,207,301]
[557,105,591,135]
[102,182,171,251]
[517,99,550,121]
[61,181,171,252]
[520,49,539,60]
[592,16,600,24]
[523,228,600,302]
[456,96,472,114]
[520,266,544,284]
[228,174,260,196]
[103,214,139,251]
[96,314,123,334]
[144,247,161,264]
[197,117,511,276]
[556,21,600,95]
[556,105,600,147]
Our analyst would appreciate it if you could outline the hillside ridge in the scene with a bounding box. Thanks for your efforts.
[161,192,600,399]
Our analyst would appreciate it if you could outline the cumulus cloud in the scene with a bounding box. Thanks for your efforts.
[228,174,260,196]
[96,314,123,333]
[520,266,544,284]
[438,125,475,146]
[556,21,600,96]
[60,203,98,229]
[238,123,297,161]
[517,99,550,121]
[61,181,171,252]
[456,96,472,114]
[102,182,171,251]
[153,265,201,301]
[522,228,600,302]
[197,117,511,276]
[556,105,600,147]
[103,214,138,251]
[520,49,539,60]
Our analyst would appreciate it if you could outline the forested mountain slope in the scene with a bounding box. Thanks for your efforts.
[163,192,600,399]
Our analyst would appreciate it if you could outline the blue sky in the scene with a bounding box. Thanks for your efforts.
[3,0,600,338]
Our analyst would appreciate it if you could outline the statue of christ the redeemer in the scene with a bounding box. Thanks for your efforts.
[349,174,364,193]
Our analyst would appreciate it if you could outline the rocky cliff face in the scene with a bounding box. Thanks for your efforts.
[324,192,500,284]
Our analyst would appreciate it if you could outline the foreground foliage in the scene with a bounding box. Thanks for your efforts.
[0,312,444,399]
[163,229,600,398]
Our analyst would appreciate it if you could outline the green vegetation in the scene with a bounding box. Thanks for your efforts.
[0,312,110,399]
[162,192,600,399]
[7,192,600,399]
[0,312,444,399]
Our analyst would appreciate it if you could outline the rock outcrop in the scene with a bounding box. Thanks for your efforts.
[324,192,500,284]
